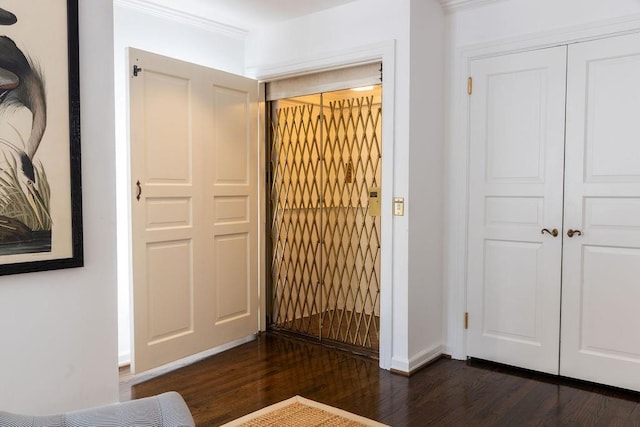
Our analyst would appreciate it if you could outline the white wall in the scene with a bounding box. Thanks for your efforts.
[113,3,247,365]
[0,0,118,414]
[444,0,640,358]
[247,0,446,372]
[449,0,640,46]
[407,0,445,363]
[246,0,407,71]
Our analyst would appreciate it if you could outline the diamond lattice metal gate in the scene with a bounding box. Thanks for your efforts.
[268,87,382,352]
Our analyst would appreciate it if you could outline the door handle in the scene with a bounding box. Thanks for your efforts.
[541,228,558,237]
[567,229,582,238]
[136,180,142,201]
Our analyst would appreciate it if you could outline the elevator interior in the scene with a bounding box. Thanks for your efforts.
[268,85,382,353]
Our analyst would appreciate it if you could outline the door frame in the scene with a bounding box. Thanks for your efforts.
[448,16,640,359]
[248,40,396,369]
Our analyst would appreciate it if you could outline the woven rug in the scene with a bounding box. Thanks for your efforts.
[220,396,389,427]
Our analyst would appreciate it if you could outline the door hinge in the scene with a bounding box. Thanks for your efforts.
[464,312,469,329]
[133,64,143,77]
[467,77,473,95]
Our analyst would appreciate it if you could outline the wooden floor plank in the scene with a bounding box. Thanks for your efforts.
[121,333,640,426]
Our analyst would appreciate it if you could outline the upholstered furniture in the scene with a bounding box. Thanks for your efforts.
[0,391,195,427]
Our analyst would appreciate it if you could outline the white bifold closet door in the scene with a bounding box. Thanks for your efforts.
[561,32,640,391]
[467,46,567,375]
[467,32,640,391]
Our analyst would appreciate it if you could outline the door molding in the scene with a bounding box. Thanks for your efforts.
[447,14,640,359]
[247,40,396,369]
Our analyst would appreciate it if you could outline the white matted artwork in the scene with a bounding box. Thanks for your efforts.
[0,0,82,275]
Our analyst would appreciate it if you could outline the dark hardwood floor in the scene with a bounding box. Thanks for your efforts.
[121,333,640,426]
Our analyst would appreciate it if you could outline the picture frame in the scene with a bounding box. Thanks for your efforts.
[0,0,82,276]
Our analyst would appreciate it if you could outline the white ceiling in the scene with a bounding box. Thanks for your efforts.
[140,0,360,30]
[123,0,505,33]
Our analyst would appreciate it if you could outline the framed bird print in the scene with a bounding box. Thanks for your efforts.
[0,0,82,275]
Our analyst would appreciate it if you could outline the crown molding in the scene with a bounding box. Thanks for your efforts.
[115,0,248,40]
[439,0,507,13]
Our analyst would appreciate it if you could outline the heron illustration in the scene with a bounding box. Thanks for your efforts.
[0,7,50,237]
[0,7,15,25]
[0,35,47,180]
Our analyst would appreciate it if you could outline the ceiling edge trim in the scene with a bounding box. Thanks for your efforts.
[115,0,248,40]
[439,0,507,13]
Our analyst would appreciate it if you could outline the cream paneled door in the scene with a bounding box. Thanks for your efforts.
[467,47,567,374]
[129,49,259,373]
[561,33,640,391]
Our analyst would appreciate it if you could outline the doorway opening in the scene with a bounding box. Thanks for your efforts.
[267,85,382,354]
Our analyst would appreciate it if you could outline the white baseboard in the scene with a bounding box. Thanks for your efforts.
[390,344,444,375]
[119,352,131,367]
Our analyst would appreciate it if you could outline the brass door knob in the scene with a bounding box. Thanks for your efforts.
[541,228,558,237]
[567,229,582,238]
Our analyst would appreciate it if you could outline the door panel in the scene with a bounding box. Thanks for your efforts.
[467,46,567,374]
[143,71,192,182]
[146,240,193,342]
[561,33,640,391]
[130,51,201,372]
[206,73,259,345]
[213,87,251,183]
[485,69,548,182]
[482,240,542,344]
[215,235,249,318]
[130,49,258,373]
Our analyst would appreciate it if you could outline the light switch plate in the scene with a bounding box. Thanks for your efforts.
[393,197,404,216]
